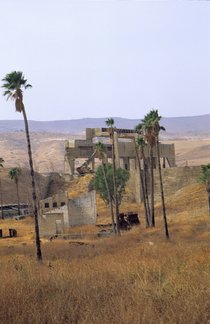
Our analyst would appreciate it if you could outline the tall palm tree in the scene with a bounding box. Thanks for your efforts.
[8,167,22,216]
[137,137,150,217]
[105,118,120,235]
[147,109,169,239]
[2,71,42,260]
[144,109,169,238]
[141,113,156,226]
[95,142,116,234]
[135,125,151,220]
[0,158,4,219]
[134,135,150,227]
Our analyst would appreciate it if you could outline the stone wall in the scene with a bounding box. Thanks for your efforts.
[39,192,68,214]
[153,166,201,201]
[131,165,201,203]
[68,191,96,226]
[39,211,65,236]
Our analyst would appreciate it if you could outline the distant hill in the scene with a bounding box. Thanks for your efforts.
[0,114,210,137]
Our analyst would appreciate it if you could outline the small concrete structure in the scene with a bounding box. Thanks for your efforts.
[39,191,96,237]
[0,203,30,219]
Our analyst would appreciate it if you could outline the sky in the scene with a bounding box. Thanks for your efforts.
[0,0,209,121]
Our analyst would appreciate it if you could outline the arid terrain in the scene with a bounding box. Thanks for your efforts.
[1,128,210,323]
[0,179,210,323]
[0,131,210,174]
[0,132,81,173]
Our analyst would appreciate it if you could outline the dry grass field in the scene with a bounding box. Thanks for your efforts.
[0,181,210,323]
[1,132,210,323]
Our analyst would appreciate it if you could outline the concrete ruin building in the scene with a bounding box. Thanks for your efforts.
[64,127,176,202]
[39,127,203,237]
[39,127,175,237]
[64,128,175,174]
[39,191,97,236]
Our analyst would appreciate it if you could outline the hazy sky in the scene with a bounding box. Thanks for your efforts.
[0,0,209,121]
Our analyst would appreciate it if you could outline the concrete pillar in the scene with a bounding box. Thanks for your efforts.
[64,155,75,179]
[64,156,70,174]
[113,131,120,168]
[69,158,75,175]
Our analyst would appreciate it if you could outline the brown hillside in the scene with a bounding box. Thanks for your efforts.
[0,168,67,206]
[1,132,210,174]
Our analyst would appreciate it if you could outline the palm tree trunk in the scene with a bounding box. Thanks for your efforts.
[156,137,169,239]
[0,178,3,219]
[134,142,149,227]
[22,108,42,260]
[207,190,210,212]
[141,149,151,224]
[112,132,120,235]
[101,163,116,234]
[150,145,155,227]
[16,181,21,216]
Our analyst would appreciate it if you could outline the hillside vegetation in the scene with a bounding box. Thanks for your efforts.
[0,178,210,323]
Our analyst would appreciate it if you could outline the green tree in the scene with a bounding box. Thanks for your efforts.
[198,164,210,212]
[95,142,116,234]
[93,164,129,219]
[8,167,22,216]
[0,158,4,219]
[2,71,42,260]
[105,118,120,235]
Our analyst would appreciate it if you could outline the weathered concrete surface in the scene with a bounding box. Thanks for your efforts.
[64,128,175,176]
[133,166,201,203]
[39,192,68,214]
[39,191,96,237]
[68,191,96,226]
[153,166,201,201]
[39,210,65,236]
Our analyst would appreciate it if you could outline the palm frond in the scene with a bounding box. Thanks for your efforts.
[135,123,143,133]
[2,71,32,92]
[136,136,146,148]
[3,89,12,98]
[160,126,166,131]
[8,167,22,182]
[25,84,32,89]
[105,118,114,127]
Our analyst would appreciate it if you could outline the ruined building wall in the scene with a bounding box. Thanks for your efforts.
[133,165,201,204]
[39,191,97,237]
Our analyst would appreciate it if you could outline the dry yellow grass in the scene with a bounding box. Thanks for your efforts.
[68,174,94,198]
[1,180,210,323]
